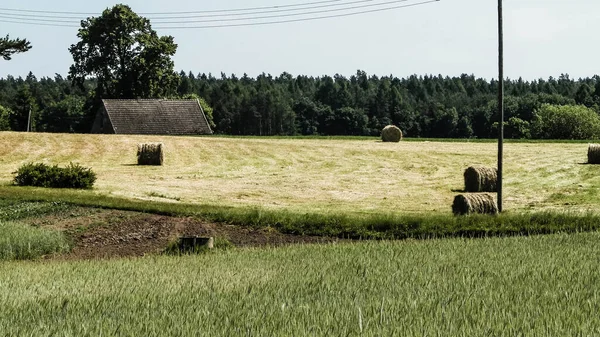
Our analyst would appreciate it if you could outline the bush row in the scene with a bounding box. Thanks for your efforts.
[13,162,96,189]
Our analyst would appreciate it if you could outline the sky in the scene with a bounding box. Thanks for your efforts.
[1,0,599,81]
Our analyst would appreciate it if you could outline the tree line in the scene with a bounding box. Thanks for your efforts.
[2,4,600,139]
[1,71,600,139]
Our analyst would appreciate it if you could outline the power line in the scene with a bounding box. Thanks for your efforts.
[0,15,76,23]
[0,12,83,19]
[0,0,439,29]
[0,0,423,25]
[153,0,374,19]
[0,0,376,20]
[0,0,350,16]
[154,0,417,24]
[156,0,439,29]
[0,19,78,27]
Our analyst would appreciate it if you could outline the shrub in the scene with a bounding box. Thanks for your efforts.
[59,162,97,188]
[505,117,531,139]
[13,162,96,189]
[531,104,600,139]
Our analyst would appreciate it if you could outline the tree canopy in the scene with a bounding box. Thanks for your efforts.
[0,35,32,61]
[68,4,178,99]
[1,68,600,138]
[531,104,600,139]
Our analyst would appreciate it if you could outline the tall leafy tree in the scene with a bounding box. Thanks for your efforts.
[294,97,327,135]
[0,105,11,130]
[10,85,37,131]
[0,35,31,61]
[68,4,178,99]
[39,96,85,133]
[455,115,474,138]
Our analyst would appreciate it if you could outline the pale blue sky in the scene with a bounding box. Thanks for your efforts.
[1,0,599,80]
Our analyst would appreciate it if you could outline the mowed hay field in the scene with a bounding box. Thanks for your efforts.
[0,132,597,214]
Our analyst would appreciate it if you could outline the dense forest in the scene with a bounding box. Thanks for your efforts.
[1,71,600,139]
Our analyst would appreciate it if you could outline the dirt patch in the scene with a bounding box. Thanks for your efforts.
[29,209,340,260]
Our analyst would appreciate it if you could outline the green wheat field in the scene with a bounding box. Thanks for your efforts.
[2,233,600,336]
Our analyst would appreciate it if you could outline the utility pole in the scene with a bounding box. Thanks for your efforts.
[497,0,504,212]
[27,106,32,132]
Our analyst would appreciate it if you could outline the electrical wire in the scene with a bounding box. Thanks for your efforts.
[156,0,440,28]
[0,0,376,20]
[0,0,439,29]
[0,19,78,27]
[0,0,352,15]
[0,15,77,23]
[151,0,416,24]
[152,0,374,19]
[0,0,422,25]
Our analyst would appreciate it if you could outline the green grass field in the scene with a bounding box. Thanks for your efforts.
[2,233,600,336]
[1,132,599,215]
[0,221,70,260]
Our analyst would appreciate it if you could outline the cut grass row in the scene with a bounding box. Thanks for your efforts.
[2,232,600,336]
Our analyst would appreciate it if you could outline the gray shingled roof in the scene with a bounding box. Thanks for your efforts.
[102,99,212,135]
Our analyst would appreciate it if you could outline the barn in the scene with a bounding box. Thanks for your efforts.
[91,99,213,135]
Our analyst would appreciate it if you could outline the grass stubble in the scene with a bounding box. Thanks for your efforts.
[1,132,599,214]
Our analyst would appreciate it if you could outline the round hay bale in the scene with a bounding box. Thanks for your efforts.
[137,143,164,166]
[381,125,403,142]
[452,193,498,215]
[464,166,497,192]
[588,144,600,164]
